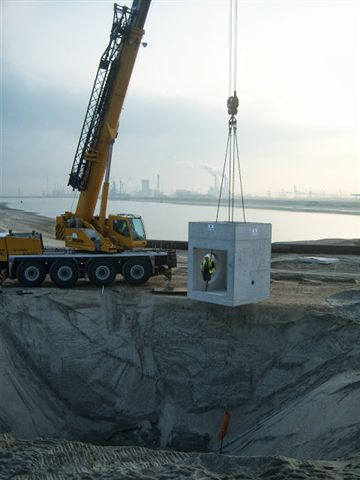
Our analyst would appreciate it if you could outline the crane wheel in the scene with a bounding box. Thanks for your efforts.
[50,260,79,288]
[122,259,152,286]
[16,261,46,288]
[87,260,117,286]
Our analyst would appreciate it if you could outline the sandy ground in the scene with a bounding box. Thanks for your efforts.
[1,434,360,480]
[0,202,63,248]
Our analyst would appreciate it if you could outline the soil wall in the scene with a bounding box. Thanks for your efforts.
[1,286,359,460]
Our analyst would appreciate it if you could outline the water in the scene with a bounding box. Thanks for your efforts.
[1,196,359,242]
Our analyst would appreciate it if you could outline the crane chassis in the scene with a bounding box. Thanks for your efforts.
[1,232,175,288]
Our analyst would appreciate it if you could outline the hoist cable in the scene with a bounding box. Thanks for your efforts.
[232,127,236,222]
[233,0,238,91]
[235,132,246,222]
[216,133,231,223]
[228,129,232,222]
[229,133,232,222]
[228,0,238,94]
[228,1,233,96]
[216,0,246,225]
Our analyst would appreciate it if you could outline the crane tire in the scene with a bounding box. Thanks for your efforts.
[50,260,78,288]
[122,258,152,286]
[16,261,46,288]
[87,260,117,286]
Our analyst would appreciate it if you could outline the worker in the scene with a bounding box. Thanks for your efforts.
[120,222,130,237]
[114,220,129,237]
[201,254,215,283]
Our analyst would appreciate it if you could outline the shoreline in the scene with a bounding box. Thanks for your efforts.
[130,196,360,217]
[1,202,359,248]
[1,195,359,217]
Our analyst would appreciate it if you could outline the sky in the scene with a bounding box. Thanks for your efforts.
[1,0,360,198]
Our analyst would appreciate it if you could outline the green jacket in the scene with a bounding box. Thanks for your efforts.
[201,258,215,274]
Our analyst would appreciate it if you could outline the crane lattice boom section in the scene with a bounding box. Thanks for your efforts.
[68,4,134,191]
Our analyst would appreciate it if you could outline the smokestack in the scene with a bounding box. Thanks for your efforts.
[157,174,160,193]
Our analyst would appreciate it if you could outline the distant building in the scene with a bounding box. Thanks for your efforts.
[207,186,220,197]
[207,175,220,197]
[174,189,202,198]
[141,179,152,197]
[153,174,164,197]
[51,185,68,197]
[110,181,117,196]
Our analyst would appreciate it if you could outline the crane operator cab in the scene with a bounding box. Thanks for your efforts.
[56,212,147,253]
[108,214,147,249]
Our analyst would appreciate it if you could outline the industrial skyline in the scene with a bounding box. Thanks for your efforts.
[1,174,357,201]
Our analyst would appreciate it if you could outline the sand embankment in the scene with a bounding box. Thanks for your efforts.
[0,202,62,248]
[1,434,359,479]
[1,279,360,456]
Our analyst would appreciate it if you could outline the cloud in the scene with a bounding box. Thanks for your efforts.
[2,1,111,94]
[2,53,359,197]
[3,0,359,197]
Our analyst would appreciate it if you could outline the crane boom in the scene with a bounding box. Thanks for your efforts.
[69,0,150,221]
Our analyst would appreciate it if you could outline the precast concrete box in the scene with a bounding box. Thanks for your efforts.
[187,222,272,307]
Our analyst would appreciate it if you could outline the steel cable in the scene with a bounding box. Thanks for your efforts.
[216,0,246,224]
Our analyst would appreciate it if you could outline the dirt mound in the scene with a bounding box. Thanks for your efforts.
[1,434,359,480]
[327,289,360,306]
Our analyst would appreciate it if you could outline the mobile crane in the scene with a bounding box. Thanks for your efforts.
[0,0,176,288]
[56,0,151,254]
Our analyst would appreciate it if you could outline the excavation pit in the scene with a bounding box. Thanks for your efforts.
[1,278,359,460]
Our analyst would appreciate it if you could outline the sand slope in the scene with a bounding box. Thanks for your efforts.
[1,283,360,459]
[1,434,360,479]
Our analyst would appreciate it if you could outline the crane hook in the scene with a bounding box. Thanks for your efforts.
[227,92,239,116]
